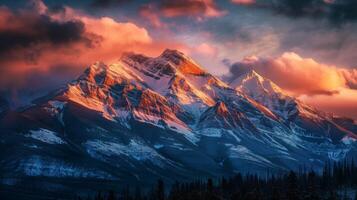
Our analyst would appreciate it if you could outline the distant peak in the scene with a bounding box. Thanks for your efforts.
[249,70,261,77]
[233,69,265,84]
[230,69,284,95]
[238,69,263,80]
[244,70,266,82]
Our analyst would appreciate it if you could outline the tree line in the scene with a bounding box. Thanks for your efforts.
[78,159,357,200]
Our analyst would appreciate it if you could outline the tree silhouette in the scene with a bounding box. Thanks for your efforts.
[287,171,299,200]
[86,159,357,200]
[156,179,165,200]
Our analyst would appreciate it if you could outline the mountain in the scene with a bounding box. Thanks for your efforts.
[0,49,356,196]
[230,69,357,141]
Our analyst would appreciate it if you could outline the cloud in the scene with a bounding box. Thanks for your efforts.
[235,0,357,24]
[0,7,91,58]
[138,0,226,26]
[158,0,226,19]
[231,0,256,5]
[194,43,218,57]
[139,4,165,28]
[0,1,187,104]
[226,52,357,96]
[341,69,357,89]
[90,0,131,8]
[300,87,357,119]
[268,0,327,18]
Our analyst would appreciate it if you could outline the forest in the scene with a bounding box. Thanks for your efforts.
[78,159,357,200]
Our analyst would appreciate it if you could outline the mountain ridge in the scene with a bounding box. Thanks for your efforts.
[0,49,356,192]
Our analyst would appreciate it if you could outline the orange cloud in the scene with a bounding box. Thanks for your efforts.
[0,2,187,96]
[341,69,357,89]
[231,0,256,5]
[226,52,357,118]
[139,0,226,26]
[228,52,356,96]
[194,43,218,57]
[300,88,357,119]
[160,0,226,19]
[139,4,164,28]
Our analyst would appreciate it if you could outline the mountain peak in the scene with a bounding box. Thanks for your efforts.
[121,52,150,64]
[79,61,107,83]
[160,49,207,76]
[248,70,264,80]
[230,69,284,96]
[160,49,184,60]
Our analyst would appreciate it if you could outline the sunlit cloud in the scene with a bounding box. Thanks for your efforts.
[225,52,357,96]
[231,0,256,5]
[159,0,226,19]
[300,87,357,119]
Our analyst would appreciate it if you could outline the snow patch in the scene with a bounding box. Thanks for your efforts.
[85,140,166,165]
[19,155,113,179]
[341,136,356,145]
[48,100,66,110]
[154,144,164,149]
[198,128,222,137]
[328,149,350,161]
[26,129,65,145]
[229,145,273,165]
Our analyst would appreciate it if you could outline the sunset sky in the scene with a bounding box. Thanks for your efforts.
[0,0,356,119]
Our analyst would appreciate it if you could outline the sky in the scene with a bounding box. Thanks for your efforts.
[0,0,356,119]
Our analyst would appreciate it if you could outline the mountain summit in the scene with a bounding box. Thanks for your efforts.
[0,49,356,192]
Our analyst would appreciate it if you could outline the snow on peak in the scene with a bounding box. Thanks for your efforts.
[230,70,284,96]
[228,69,335,124]
[229,69,299,120]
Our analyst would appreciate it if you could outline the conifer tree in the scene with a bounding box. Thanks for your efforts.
[156,179,165,200]
[287,171,299,200]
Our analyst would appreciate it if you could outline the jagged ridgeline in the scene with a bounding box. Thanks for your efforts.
[0,49,356,195]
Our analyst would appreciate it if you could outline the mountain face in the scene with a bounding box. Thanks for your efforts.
[0,49,356,194]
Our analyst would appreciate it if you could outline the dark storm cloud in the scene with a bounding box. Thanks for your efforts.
[90,0,132,8]
[0,18,85,52]
[329,0,357,23]
[0,10,92,59]
[268,0,327,18]
[242,0,357,24]
[159,0,207,13]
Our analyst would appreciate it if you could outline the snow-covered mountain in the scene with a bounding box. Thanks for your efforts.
[230,69,357,141]
[0,49,356,194]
